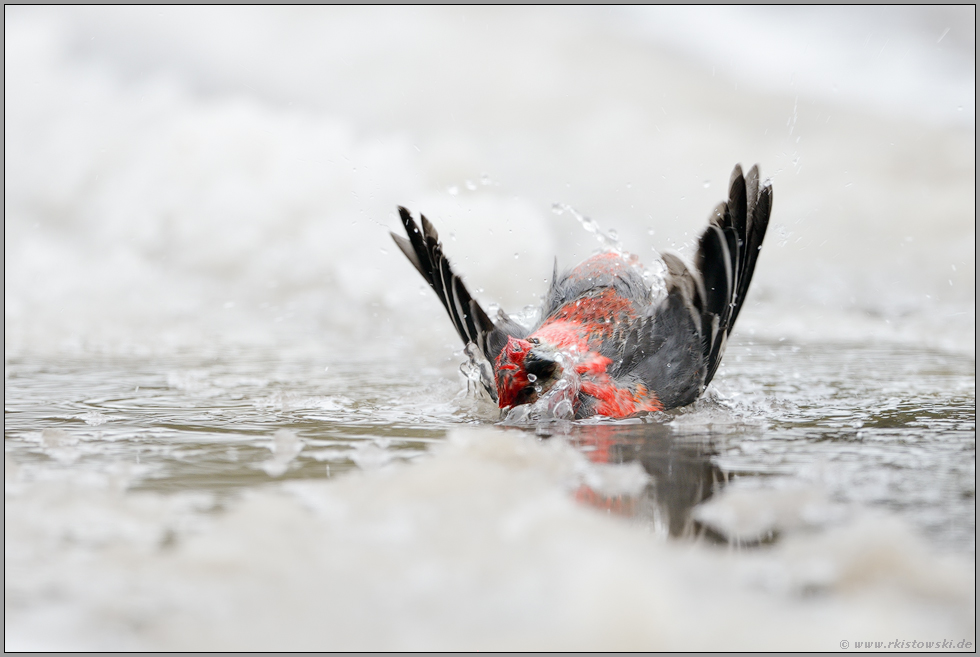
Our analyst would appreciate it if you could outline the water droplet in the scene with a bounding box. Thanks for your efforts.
[514,253,519,260]
[553,399,574,419]
[626,182,632,189]
[703,180,711,188]
[551,203,565,215]
[465,180,477,191]
[379,247,388,255]
[448,186,459,196]
[527,373,537,382]
[480,173,493,186]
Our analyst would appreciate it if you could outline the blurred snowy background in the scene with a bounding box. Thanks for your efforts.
[5,6,975,357]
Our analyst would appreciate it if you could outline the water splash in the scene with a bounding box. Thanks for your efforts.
[510,304,543,332]
[500,349,583,427]
[456,343,498,420]
[550,202,667,301]
[640,258,669,303]
[552,202,623,252]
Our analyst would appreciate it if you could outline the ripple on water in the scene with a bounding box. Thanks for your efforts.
[4,339,974,551]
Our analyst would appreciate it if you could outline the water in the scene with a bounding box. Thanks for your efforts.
[5,343,973,545]
[5,352,454,491]
[5,340,975,649]
[4,6,975,650]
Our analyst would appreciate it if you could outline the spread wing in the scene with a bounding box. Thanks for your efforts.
[390,207,528,398]
[612,164,772,407]
[699,164,772,385]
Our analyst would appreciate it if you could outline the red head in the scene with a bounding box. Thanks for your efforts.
[494,335,563,409]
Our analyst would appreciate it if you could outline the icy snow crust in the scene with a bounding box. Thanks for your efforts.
[5,7,976,651]
[5,429,975,650]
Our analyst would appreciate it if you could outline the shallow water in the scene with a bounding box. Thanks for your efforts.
[6,339,974,549]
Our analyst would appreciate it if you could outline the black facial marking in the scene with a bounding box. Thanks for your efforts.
[525,350,559,380]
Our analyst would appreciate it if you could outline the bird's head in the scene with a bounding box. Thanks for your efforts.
[494,335,565,409]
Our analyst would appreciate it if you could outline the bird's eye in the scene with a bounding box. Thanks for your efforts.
[528,337,540,345]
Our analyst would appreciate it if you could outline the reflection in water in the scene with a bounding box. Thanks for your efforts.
[566,423,725,539]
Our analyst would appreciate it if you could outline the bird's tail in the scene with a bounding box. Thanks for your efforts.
[663,164,773,388]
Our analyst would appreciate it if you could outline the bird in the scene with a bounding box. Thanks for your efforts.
[391,164,772,420]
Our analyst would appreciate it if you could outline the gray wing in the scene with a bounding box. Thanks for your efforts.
[608,252,707,409]
[611,164,773,407]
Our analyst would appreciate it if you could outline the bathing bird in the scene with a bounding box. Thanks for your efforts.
[391,164,772,419]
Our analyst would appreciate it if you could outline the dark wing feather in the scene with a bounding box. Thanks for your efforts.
[697,221,734,375]
[391,207,528,398]
[730,165,771,327]
[700,164,772,385]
